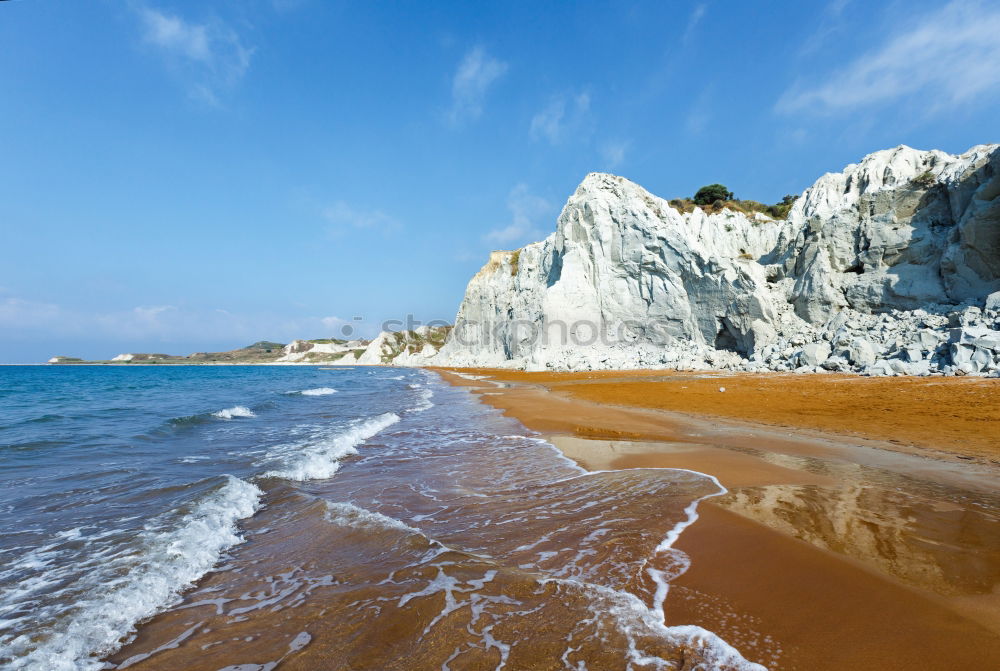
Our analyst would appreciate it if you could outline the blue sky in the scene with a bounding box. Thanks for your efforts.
[2,0,998,362]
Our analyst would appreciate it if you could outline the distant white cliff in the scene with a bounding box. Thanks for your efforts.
[431,144,1000,376]
[277,326,451,366]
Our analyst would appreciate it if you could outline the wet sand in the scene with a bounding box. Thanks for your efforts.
[105,375,769,671]
[441,369,1000,462]
[436,368,1000,669]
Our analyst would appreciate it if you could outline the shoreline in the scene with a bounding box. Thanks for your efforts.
[435,368,1000,669]
[436,368,1000,462]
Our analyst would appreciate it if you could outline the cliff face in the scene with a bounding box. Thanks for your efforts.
[277,326,451,365]
[436,144,1000,375]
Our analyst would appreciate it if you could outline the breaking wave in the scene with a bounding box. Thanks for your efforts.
[212,406,256,420]
[262,412,400,481]
[324,501,423,535]
[287,388,337,396]
[0,476,261,671]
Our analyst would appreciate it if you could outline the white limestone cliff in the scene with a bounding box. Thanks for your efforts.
[273,327,452,366]
[275,339,366,363]
[355,326,451,365]
[433,144,1000,376]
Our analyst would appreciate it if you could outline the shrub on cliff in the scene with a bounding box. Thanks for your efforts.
[667,188,799,220]
[694,184,734,205]
[766,194,798,219]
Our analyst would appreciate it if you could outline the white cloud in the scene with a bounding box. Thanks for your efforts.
[778,0,1000,114]
[0,294,378,358]
[600,139,630,170]
[530,92,591,144]
[682,3,708,45]
[449,46,508,124]
[321,201,400,235]
[485,184,553,246]
[140,9,211,61]
[137,6,253,104]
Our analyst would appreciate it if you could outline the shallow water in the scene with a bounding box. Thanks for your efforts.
[0,366,762,670]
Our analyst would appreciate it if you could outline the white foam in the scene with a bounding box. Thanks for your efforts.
[324,502,421,535]
[263,412,400,481]
[409,387,434,413]
[212,406,256,420]
[1,476,261,671]
[646,469,728,625]
[548,578,765,671]
[289,387,337,396]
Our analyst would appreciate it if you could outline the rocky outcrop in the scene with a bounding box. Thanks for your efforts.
[277,327,452,366]
[47,356,83,364]
[435,144,1000,375]
[275,339,368,363]
[49,330,454,366]
[355,326,451,365]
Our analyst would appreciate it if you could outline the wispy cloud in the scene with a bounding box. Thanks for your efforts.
[685,85,713,134]
[600,139,630,170]
[778,0,1000,114]
[529,92,591,144]
[682,3,708,45]
[0,295,376,358]
[137,6,253,104]
[449,46,508,125]
[322,201,400,235]
[797,0,855,57]
[0,297,61,329]
[485,184,553,246]
[826,0,853,18]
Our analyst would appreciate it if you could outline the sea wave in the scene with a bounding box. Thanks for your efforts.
[324,501,422,535]
[0,475,261,671]
[212,406,256,420]
[544,578,766,671]
[408,387,434,413]
[262,412,400,481]
[16,414,65,426]
[287,387,337,396]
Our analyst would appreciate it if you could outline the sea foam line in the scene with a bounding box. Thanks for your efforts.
[263,412,400,481]
[482,426,754,665]
[1,475,261,671]
[645,468,728,626]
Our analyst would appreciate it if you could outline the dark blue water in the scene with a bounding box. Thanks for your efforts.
[0,365,430,670]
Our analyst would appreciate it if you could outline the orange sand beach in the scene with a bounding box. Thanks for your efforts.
[436,368,1000,670]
